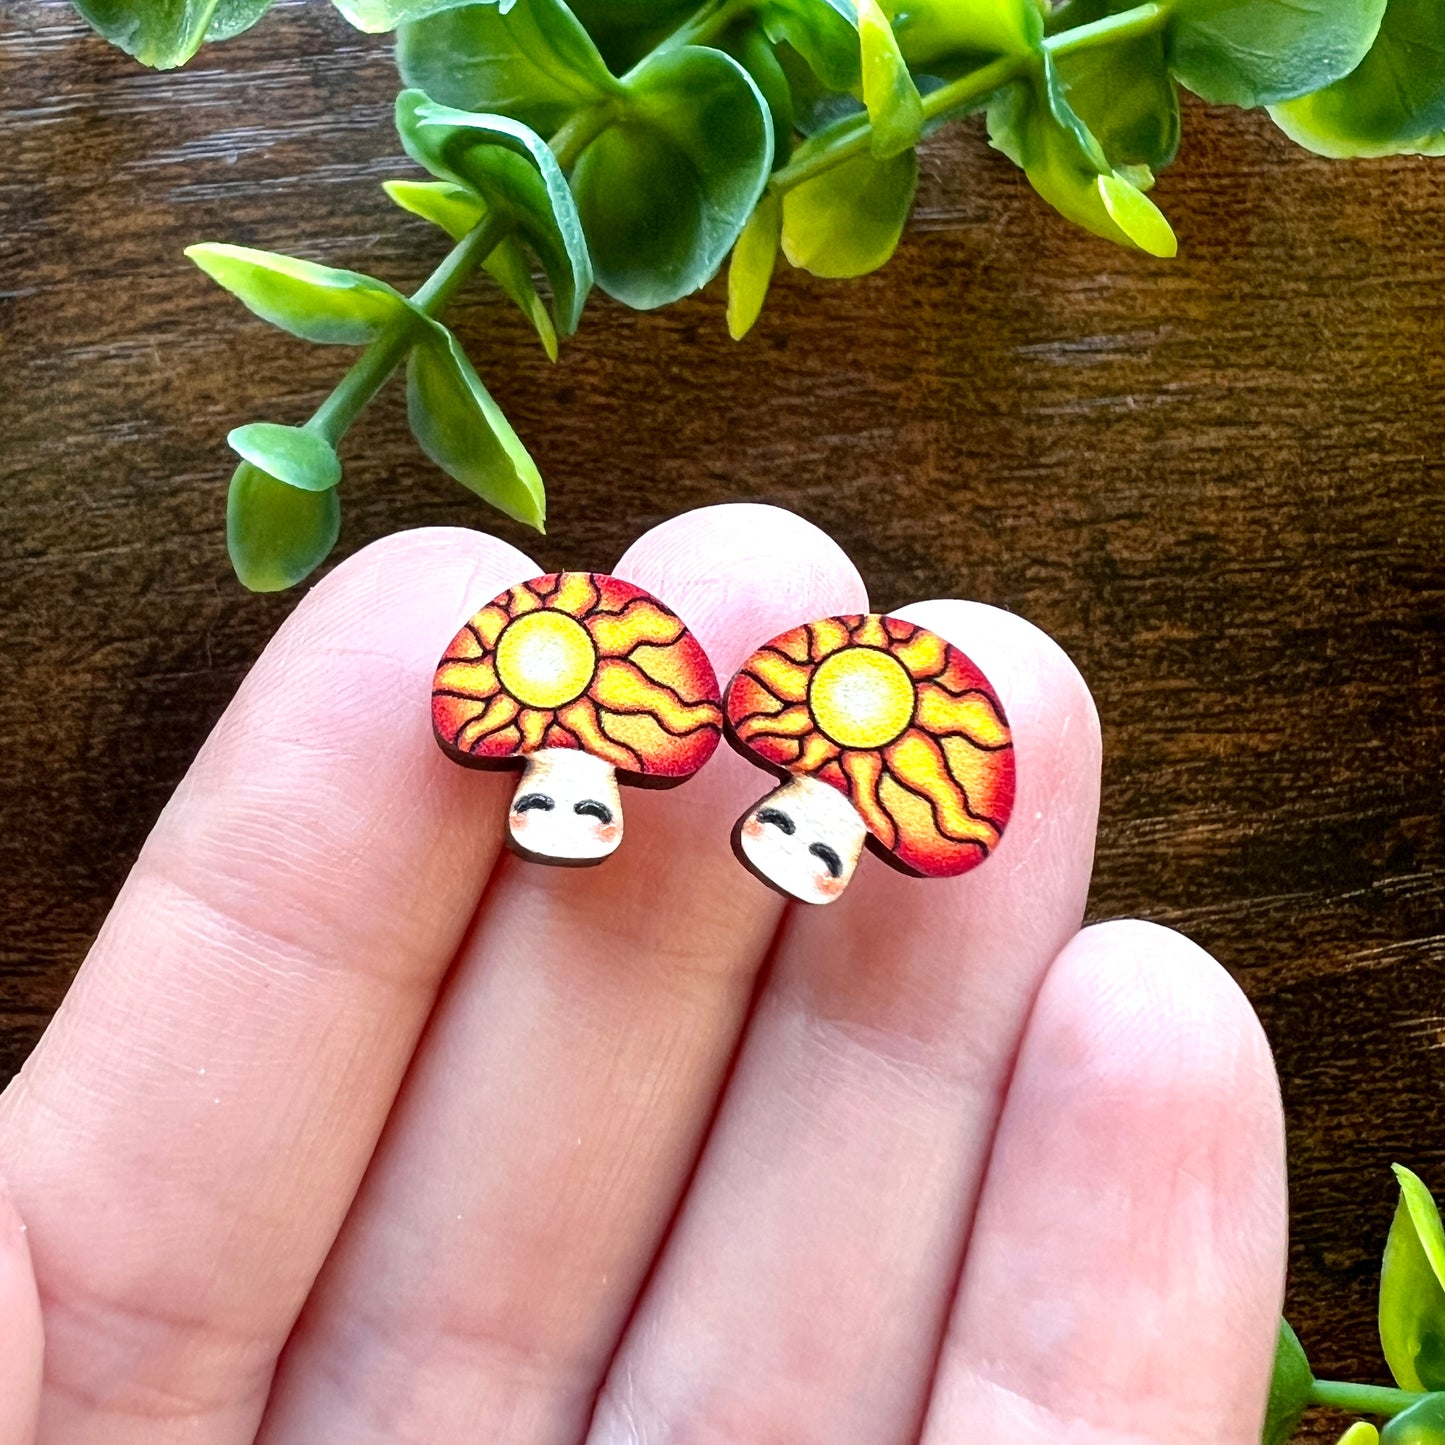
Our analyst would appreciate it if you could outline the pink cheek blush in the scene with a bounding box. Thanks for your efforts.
[742,816,765,839]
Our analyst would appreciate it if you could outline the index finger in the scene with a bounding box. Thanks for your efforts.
[0,526,536,1444]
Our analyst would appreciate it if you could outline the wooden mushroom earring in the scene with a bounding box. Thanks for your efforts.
[724,614,1016,904]
[432,572,723,865]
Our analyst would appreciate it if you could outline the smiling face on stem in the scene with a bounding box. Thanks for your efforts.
[507,747,624,865]
[737,773,868,905]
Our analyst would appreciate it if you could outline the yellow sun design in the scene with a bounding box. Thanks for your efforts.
[809,646,915,750]
[495,609,596,710]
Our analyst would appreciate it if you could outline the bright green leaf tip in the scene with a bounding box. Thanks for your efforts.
[1381,1165,1445,1395]
[1098,173,1177,258]
[727,194,781,340]
[855,0,923,160]
[1339,1423,1381,1445]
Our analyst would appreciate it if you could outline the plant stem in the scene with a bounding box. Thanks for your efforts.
[772,51,1022,193]
[640,0,755,65]
[1045,0,1170,57]
[1308,1380,1423,1417]
[768,0,1173,196]
[307,210,507,447]
[549,100,618,169]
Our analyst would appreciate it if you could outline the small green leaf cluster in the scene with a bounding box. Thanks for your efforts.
[186,96,590,588]
[154,0,1442,585]
[1269,1167,1445,1444]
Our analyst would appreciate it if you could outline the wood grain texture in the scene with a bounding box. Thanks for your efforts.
[1,1,1441,1433]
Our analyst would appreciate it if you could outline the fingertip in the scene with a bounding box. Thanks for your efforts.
[614,505,869,678]
[932,920,1288,1441]
[1028,919,1289,1288]
[287,525,542,649]
[1043,920,1281,1106]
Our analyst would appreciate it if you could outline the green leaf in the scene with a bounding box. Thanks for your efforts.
[383,177,486,239]
[204,0,274,42]
[69,0,219,68]
[1262,1319,1314,1445]
[727,25,796,166]
[186,243,411,345]
[856,0,923,158]
[1097,171,1176,255]
[986,66,1176,257]
[728,192,781,339]
[1383,1394,1445,1445]
[1050,0,1180,170]
[1168,0,1388,108]
[484,240,560,361]
[331,0,482,34]
[565,0,699,72]
[1270,0,1445,158]
[383,180,559,359]
[774,38,864,134]
[69,0,273,64]
[227,460,341,592]
[1382,1166,1445,1392]
[1340,1426,1382,1445]
[395,92,592,333]
[1042,48,1110,171]
[407,319,546,529]
[762,0,862,94]
[781,143,917,278]
[893,0,1043,70]
[395,0,620,134]
[227,422,341,491]
[570,45,773,309]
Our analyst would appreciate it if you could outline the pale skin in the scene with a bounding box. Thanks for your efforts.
[0,505,1288,1444]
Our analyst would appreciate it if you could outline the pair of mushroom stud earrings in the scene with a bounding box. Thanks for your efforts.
[431,572,1015,905]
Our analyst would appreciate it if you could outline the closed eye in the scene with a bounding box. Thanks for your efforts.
[755,807,795,835]
[575,799,614,823]
[513,793,554,813]
[809,842,843,878]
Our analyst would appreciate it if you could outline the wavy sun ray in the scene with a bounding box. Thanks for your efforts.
[589,598,685,655]
[885,732,999,847]
[455,693,521,754]
[914,683,1010,747]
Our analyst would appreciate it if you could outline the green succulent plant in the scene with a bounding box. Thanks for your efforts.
[1268,1168,1445,1444]
[64,0,1445,587]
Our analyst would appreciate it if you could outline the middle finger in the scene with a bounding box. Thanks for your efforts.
[259,504,867,1444]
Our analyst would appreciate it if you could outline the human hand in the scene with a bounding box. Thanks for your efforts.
[0,505,1287,1444]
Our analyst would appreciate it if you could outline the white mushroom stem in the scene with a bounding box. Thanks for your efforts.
[507,747,624,866]
[735,773,868,905]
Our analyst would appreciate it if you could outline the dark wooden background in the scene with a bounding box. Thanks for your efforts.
[2,0,1442,1433]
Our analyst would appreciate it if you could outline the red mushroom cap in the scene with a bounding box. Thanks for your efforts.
[433,571,722,780]
[726,613,1015,877]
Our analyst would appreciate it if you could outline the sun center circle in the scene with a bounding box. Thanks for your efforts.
[496,609,596,710]
[809,646,915,750]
